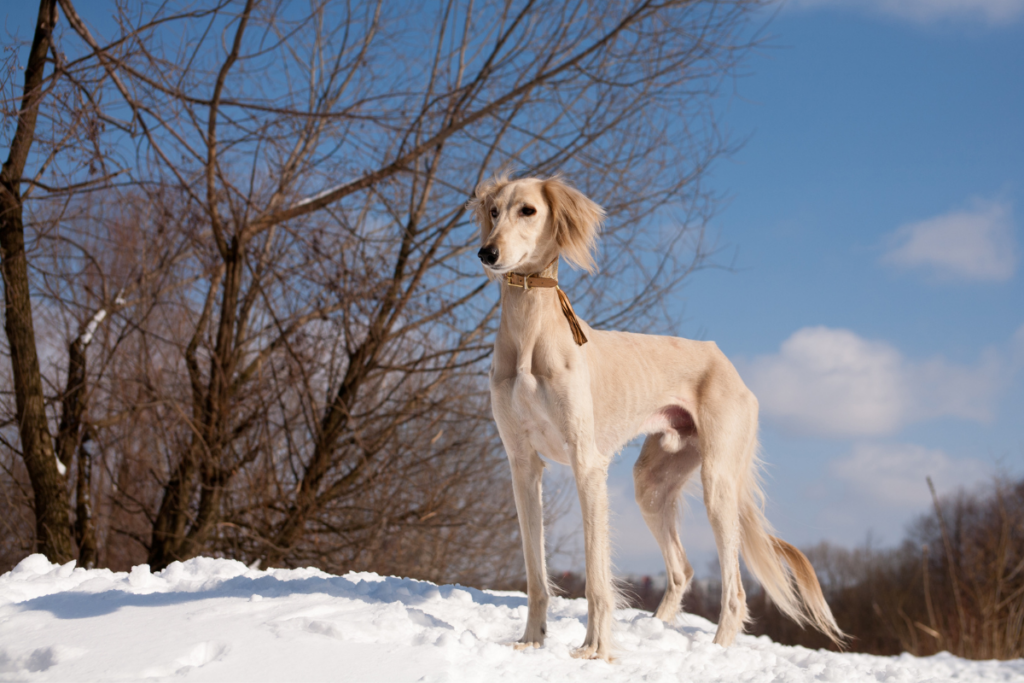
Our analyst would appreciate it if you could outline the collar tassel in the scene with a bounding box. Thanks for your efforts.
[555,286,588,346]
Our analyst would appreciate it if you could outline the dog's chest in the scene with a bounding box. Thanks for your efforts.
[501,371,573,465]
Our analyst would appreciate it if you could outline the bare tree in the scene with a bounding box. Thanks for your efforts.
[1,0,75,563]
[2,0,765,584]
[1,0,204,565]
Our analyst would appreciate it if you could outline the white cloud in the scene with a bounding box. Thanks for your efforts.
[881,199,1017,282]
[744,326,1003,437]
[745,328,907,436]
[831,443,990,507]
[789,0,1024,25]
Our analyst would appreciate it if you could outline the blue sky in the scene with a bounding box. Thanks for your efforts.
[591,0,1024,576]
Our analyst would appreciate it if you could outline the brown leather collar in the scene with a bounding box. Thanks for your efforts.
[504,262,588,346]
[504,271,558,290]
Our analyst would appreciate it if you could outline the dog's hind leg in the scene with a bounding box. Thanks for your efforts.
[700,388,760,647]
[507,448,550,648]
[633,434,701,622]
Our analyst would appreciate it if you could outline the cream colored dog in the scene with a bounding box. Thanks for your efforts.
[471,174,844,660]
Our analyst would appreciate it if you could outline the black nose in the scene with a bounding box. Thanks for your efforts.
[478,245,499,266]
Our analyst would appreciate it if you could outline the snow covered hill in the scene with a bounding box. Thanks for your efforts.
[1,555,1021,682]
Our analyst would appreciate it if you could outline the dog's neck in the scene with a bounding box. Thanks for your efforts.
[496,257,588,348]
[496,261,561,358]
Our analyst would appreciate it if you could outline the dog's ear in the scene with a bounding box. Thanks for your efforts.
[467,173,510,242]
[543,177,604,273]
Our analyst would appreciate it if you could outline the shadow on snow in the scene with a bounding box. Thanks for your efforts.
[17,572,530,620]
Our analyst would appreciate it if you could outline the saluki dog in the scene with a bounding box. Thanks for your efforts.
[471,174,844,660]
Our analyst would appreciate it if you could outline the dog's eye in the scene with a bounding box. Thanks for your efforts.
[490,208,498,219]
[521,206,536,217]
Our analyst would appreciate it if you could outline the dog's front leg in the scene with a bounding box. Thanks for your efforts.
[506,447,549,648]
[570,439,614,661]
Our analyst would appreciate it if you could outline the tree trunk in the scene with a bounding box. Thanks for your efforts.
[74,429,98,568]
[148,452,197,569]
[0,0,74,564]
[56,337,86,470]
[57,335,100,567]
[148,240,246,570]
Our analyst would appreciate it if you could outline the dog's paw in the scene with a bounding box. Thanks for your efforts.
[653,605,680,623]
[512,641,541,651]
[570,644,612,662]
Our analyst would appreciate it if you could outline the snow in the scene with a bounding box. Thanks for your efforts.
[1,556,1021,682]
[290,183,347,210]
[79,308,107,346]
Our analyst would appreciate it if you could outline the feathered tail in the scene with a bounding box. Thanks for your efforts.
[738,459,847,646]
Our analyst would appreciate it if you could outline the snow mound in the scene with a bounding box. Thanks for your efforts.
[1,555,1021,682]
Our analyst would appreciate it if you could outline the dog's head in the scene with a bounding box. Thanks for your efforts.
[468,174,604,276]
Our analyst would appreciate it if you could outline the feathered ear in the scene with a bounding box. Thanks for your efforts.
[467,172,512,242]
[542,176,604,273]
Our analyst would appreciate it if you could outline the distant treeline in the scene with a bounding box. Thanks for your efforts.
[560,477,1024,660]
